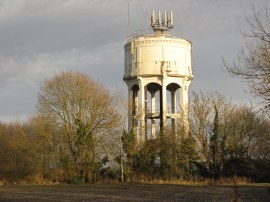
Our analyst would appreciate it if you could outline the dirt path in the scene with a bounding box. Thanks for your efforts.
[0,184,269,201]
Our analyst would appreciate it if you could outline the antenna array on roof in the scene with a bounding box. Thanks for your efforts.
[151,10,174,33]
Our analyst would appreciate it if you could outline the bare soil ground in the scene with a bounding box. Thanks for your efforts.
[0,184,269,201]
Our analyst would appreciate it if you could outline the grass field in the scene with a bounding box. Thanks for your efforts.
[0,184,269,201]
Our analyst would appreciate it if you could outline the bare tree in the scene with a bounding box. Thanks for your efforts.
[189,92,213,165]
[37,71,120,182]
[224,7,270,112]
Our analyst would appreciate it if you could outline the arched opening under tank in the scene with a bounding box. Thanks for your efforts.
[166,83,181,134]
[145,82,162,139]
[131,85,139,115]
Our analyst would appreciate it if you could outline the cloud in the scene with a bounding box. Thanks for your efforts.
[0,0,269,121]
[0,1,127,55]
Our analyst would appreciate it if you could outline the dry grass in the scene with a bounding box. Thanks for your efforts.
[3,175,60,186]
[0,176,254,187]
[126,176,251,186]
[207,176,251,186]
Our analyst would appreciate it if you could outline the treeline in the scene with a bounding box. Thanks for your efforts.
[0,71,123,184]
[121,92,270,183]
[0,118,119,184]
[1,6,270,185]
[0,79,269,184]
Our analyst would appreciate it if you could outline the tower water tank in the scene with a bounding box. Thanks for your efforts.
[124,10,193,142]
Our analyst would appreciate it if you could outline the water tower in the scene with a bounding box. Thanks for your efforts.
[124,10,193,142]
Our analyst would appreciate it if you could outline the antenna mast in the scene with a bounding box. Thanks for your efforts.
[151,10,174,33]
[128,0,130,36]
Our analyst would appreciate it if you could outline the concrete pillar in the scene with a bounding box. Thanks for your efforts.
[180,84,189,135]
[151,92,156,138]
[180,86,185,112]
[171,91,176,134]
[133,88,139,136]
[161,82,167,130]
[138,79,145,143]
[144,85,148,141]
[128,89,132,132]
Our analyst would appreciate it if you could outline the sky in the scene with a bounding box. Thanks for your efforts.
[0,0,269,122]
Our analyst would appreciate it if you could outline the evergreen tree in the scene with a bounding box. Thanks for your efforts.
[121,130,137,180]
[209,105,221,179]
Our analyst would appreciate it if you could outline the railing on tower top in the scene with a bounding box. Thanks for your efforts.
[126,29,189,43]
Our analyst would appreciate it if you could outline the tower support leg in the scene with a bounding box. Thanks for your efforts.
[171,91,177,135]
[151,92,156,138]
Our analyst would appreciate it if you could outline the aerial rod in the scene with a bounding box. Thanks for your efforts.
[128,0,131,36]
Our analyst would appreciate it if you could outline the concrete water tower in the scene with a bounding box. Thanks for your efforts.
[124,10,193,143]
